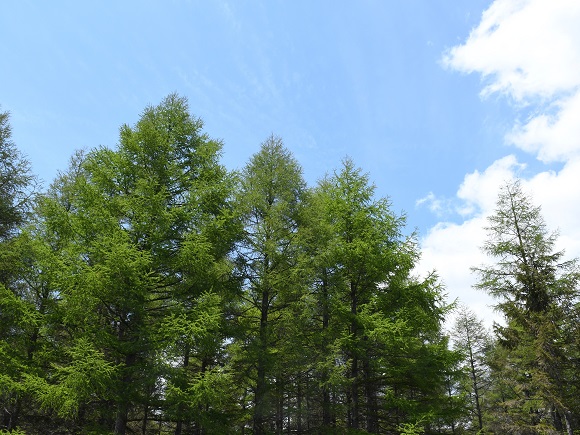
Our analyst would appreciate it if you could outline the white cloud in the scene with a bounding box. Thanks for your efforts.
[423,0,580,328]
[443,0,580,101]
[443,0,580,164]
[456,155,523,216]
[523,158,580,255]
[417,167,508,329]
[420,217,488,305]
[507,92,580,162]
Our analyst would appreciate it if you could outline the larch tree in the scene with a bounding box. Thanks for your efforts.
[30,94,237,434]
[298,183,346,431]
[1,100,485,434]
[473,180,580,434]
[232,136,307,435]
[308,159,460,433]
[313,159,405,431]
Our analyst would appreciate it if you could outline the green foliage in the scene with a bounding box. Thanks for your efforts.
[0,429,26,435]
[22,94,238,434]
[232,135,308,434]
[27,338,117,418]
[0,110,47,433]
[398,419,427,435]
[0,108,35,243]
[295,159,462,433]
[0,96,478,433]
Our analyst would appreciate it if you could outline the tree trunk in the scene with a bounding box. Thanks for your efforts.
[142,403,149,435]
[175,349,190,435]
[348,281,360,429]
[322,387,331,428]
[276,376,284,435]
[468,344,483,431]
[193,358,209,435]
[296,375,303,434]
[350,358,359,430]
[253,288,270,435]
[364,355,378,433]
[3,396,20,431]
[563,410,573,435]
[114,401,128,435]
[321,275,332,428]
[114,344,136,434]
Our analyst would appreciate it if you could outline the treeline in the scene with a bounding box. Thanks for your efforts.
[1,95,579,435]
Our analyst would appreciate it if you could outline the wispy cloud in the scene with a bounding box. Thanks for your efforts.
[416,192,443,213]
[217,1,242,32]
[416,192,455,218]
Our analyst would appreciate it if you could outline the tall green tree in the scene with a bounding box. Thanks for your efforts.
[32,94,237,434]
[473,181,580,434]
[232,136,307,434]
[314,159,407,431]
[306,159,461,433]
[298,185,345,431]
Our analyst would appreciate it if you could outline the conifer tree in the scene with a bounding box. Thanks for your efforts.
[31,95,237,434]
[232,136,307,434]
[451,306,492,432]
[474,181,580,434]
[307,159,461,433]
[1,100,477,433]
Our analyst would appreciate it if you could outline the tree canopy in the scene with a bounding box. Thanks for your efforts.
[1,97,579,435]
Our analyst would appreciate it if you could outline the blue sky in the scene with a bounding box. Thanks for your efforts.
[3,1,498,228]
[3,0,580,325]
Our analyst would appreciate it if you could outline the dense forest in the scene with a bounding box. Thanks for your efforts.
[1,95,579,434]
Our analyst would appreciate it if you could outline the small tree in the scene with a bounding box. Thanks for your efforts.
[451,306,492,432]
